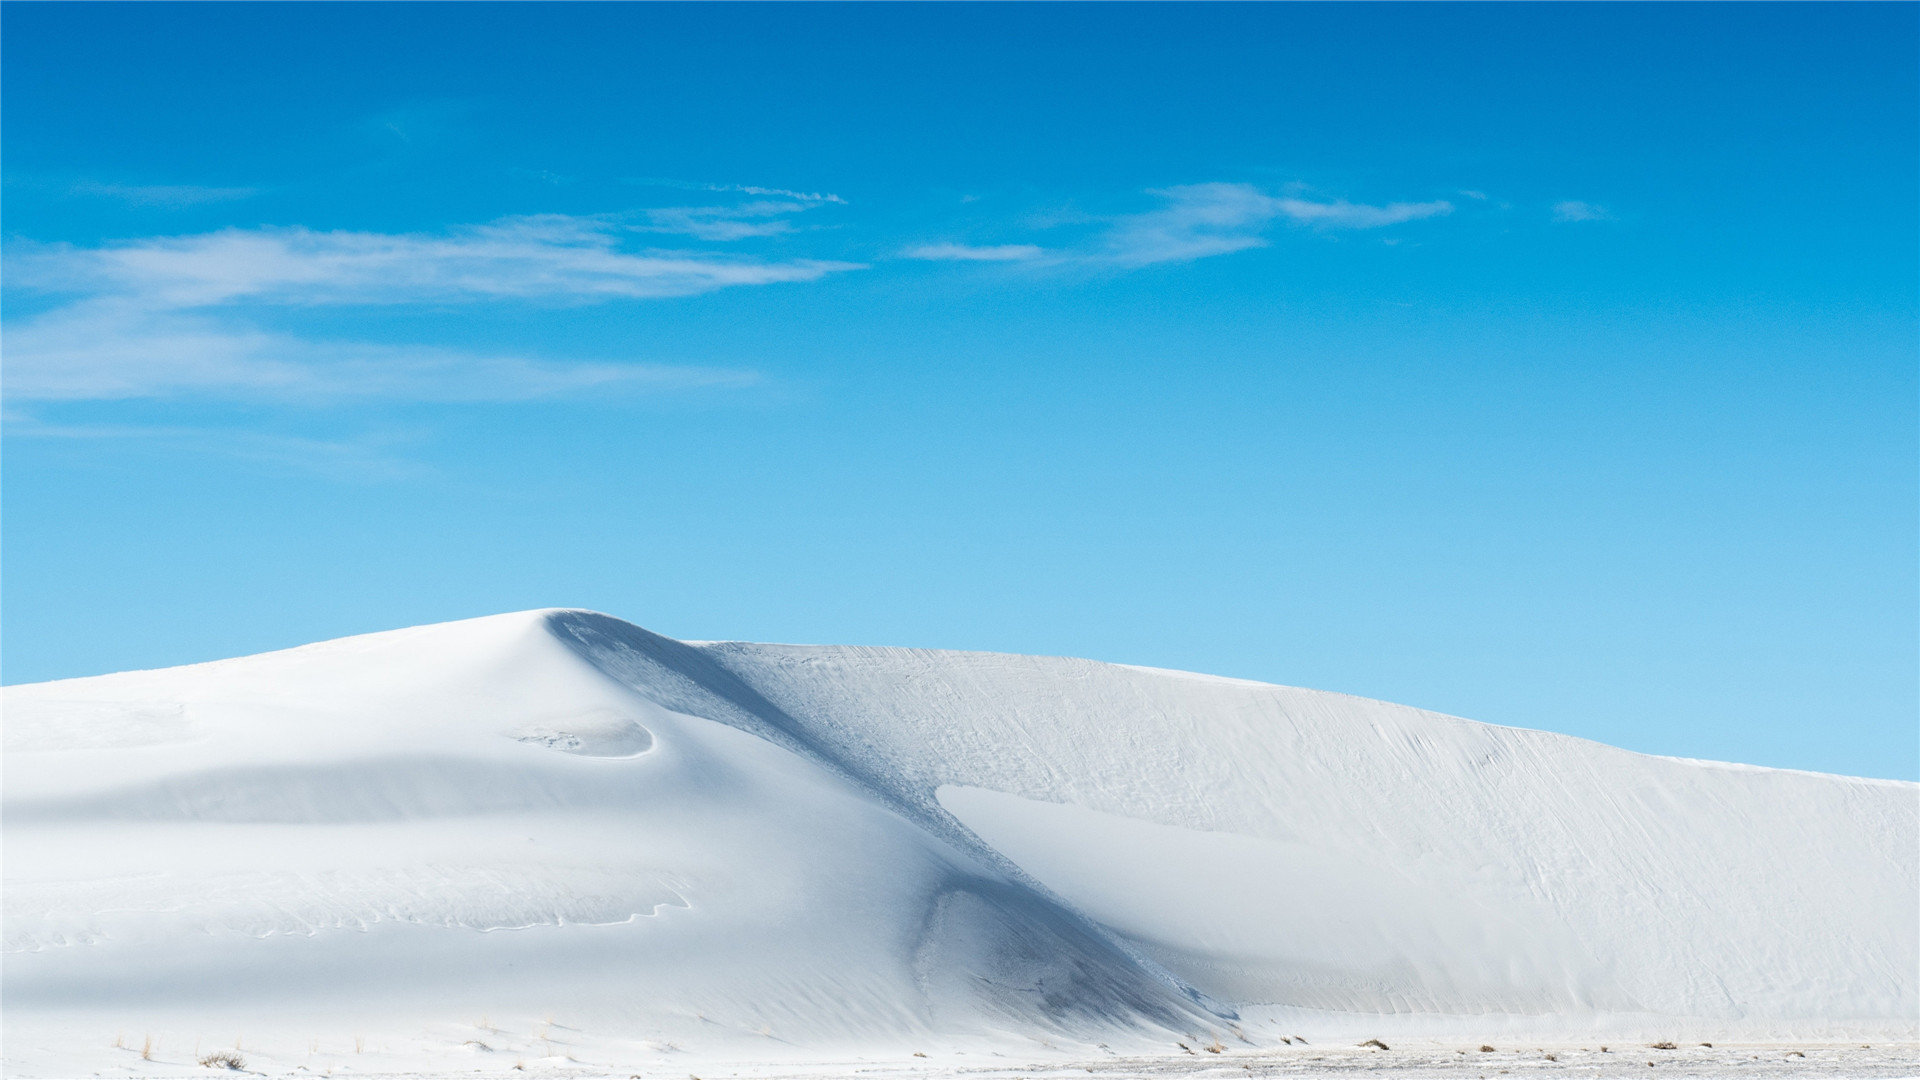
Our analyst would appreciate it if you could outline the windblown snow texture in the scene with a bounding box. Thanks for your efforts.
[4,609,1913,1062]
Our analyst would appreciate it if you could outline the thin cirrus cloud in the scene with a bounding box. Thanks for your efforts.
[902,242,1047,262]
[1103,183,1455,267]
[4,300,756,404]
[1552,200,1611,223]
[639,200,822,241]
[629,178,849,206]
[3,213,861,403]
[3,411,432,481]
[901,184,1450,270]
[710,183,846,205]
[7,185,1461,405]
[10,214,862,307]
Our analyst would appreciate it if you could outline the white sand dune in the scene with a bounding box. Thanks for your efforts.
[3,609,1912,1076]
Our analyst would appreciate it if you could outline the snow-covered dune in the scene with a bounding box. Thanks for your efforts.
[4,609,1913,1074]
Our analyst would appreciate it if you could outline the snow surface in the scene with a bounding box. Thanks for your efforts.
[3,609,1913,1078]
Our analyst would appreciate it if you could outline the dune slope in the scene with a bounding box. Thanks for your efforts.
[3,609,1912,1074]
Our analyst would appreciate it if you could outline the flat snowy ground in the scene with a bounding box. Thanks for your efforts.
[10,1038,1916,1080]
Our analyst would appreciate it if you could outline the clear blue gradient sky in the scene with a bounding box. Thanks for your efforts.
[4,3,1915,779]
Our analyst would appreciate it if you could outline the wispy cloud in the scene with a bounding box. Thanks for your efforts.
[1104,184,1285,265]
[3,300,755,403]
[1272,196,1454,229]
[711,183,846,205]
[639,200,820,241]
[1102,183,1452,267]
[1552,200,1611,223]
[3,213,843,404]
[630,178,848,206]
[10,215,862,307]
[902,242,1046,262]
[3,413,432,481]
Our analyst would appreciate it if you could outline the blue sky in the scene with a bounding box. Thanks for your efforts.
[4,3,1915,779]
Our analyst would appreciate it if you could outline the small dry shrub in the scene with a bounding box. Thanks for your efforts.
[1650,1042,1678,1050]
[199,1050,245,1070]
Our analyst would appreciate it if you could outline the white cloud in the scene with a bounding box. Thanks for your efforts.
[9,215,863,308]
[3,415,431,481]
[1103,184,1280,266]
[639,200,815,241]
[713,184,846,205]
[631,178,848,205]
[902,242,1046,262]
[1,213,838,404]
[1103,184,1453,266]
[1274,197,1454,229]
[1552,200,1611,223]
[2,300,755,404]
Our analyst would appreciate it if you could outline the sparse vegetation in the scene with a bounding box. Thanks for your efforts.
[1651,1041,1678,1050]
[1359,1039,1389,1050]
[199,1050,245,1070]
[1480,1045,1496,1052]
